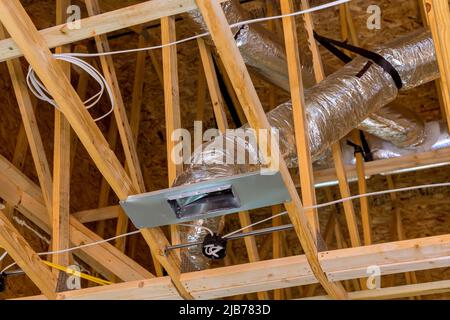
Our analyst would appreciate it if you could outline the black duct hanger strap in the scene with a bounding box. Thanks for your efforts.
[346,130,373,162]
[313,31,403,90]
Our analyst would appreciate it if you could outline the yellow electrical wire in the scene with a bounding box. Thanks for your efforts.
[1,245,112,286]
[43,261,113,286]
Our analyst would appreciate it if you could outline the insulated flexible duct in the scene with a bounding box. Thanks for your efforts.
[183,0,425,147]
[184,0,315,90]
[175,29,440,271]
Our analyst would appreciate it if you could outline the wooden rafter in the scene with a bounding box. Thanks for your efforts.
[0,0,192,299]
[52,0,72,275]
[197,37,269,300]
[338,3,372,246]
[0,209,57,299]
[161,15,183,252]
[0,0,447,301]
[195,0,347,299]
[422,0,450,130]
[17,233,450,300]
[85,0,144,253]
[0,25,53,222]
[0,154,152,281]
[0,0,229,63]
[298,0,361,249]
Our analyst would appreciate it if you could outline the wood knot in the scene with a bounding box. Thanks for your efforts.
[59,25,68,35]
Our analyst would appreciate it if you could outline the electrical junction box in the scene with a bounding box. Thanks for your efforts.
[120,171,291,228]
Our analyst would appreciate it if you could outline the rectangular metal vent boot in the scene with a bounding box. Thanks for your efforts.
[120,171,291,228]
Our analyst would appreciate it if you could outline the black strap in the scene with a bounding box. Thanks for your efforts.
[213,56,242,128]
[346,131,373,162]
[313,31,403,90]
[359,130,373,162]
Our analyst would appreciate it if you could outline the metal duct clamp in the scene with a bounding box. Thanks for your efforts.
[120,171,291,229]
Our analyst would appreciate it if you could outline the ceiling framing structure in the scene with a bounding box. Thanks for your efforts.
[0,0,448,300]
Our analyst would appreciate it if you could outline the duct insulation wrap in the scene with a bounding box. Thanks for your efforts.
[359,103,426,148]
[183,0,315,91]
[183,0,426,147]
[344,121,450,164]
[175,29,439,271]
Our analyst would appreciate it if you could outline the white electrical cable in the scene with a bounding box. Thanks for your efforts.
[0,251,7,263]
[2,180,449,274]
[26,54,115,122]
[0,229,141,274]
[223,181,450,239]
[0,223,215,274]
[12,215,51,245]
[178,223,214,236]
[52,0,350,59]
[25,0,349,121]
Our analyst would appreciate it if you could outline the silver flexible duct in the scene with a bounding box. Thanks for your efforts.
[183,0,426,147]
[359,103,426,148]
[341,120,450,164]
[175,29,440,271]
[184,0,315,90]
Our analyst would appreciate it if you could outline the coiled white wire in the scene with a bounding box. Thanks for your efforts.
[26,54,115,122]
[24,0,349,121]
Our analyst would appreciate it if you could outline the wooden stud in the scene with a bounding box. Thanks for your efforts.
[195,63,207,122]
[85,0,146,253]
[0,209,57,299]
[386,175,421,300]
[280,0,320,234]
[161,15,183,253]
[339,4,372,245]
[0,0,190,299]
[422,0,450,130]
[298,0,361,247]
[197,37,268,300]
[0,24,53,222]
[52,0,72,274]
[0,154,153,281]
[195,0,347,299]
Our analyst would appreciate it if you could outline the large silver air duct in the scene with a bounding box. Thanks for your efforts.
[183,0,426,148]
[175,29,440,271]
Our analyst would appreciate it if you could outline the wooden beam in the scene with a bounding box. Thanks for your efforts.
[197,38,229,133]
[280,0,320,233]
[46,234,450,300]
[0,1,180,287]
[339,4,372,245]
[1,97,37,221]
[72,205,120,223]
[161,15,183,251]
[130,34,148,145]
[0,25,53,222]
[52,0,72,273]
[0,0,229,63]
[313,146,450,185]
[197,36,268,300]
[196,0,347,299]
[84,0,146,253]
[386,175,421,299]
[265,0,286,300]
[302,279,450,300]
[299,0,361,248]
[0,154,153,281]
[423,0,450,130]
[195,64,207,122]
[418,0,447,121]
[0,209,57,299]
